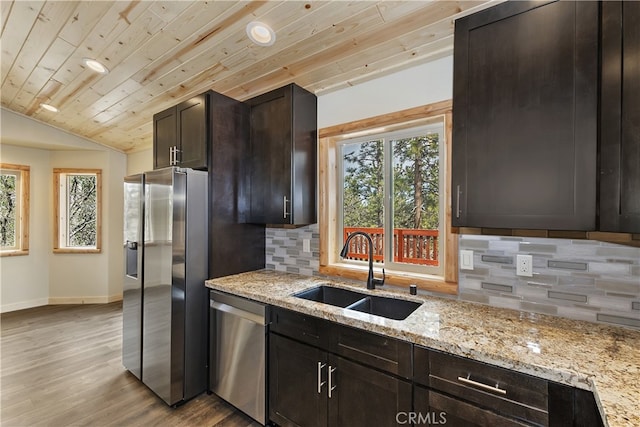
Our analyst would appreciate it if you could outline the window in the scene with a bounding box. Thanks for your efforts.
[319,101,458,294]
[54,169,102,253]
[0,163,30,256]
[340,123,444,275]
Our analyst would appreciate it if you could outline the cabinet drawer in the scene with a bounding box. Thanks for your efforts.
[269,307,328,348]
[415,347,548,425]
[415,386,533,427]
[329,323,412,378]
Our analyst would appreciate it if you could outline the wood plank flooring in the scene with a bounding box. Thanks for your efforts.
[1,303,261,427]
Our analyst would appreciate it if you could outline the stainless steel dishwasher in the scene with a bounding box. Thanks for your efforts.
[209,290,267,425]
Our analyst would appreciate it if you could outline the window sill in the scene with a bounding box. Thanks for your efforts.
[53,248,101,254]
[1,250,29,257]
[319,263,457,295]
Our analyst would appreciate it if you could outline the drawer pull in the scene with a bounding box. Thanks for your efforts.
[457,375,507,395]
[328,366,337,398]
[317,362,326,394]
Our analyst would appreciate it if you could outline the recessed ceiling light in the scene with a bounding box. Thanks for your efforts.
[40,103,59,113]
[83,58,109,74]
[246,21,276,46]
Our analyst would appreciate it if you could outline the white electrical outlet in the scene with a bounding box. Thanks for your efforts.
[460,250,474,270]
[303,239,311,253]
[516,254,533,277]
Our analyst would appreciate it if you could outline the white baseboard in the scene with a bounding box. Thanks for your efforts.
[48,294,123,305]
[1,295,124,313]
[108,294,123,303]
[1,298,49,313]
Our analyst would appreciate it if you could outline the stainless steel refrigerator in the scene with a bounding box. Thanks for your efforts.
[123,167,208,406]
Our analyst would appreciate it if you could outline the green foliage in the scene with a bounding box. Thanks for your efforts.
[392,133,439,230]
[67,175,97,247]
[343,140,384,227]
[0,174,17,247]
[342,133,439,231]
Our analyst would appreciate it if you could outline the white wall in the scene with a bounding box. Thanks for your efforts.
[0,145,51,311]
[106,150,126,298]
[1,111,127,311]
[48,150,125,303]
[127,148,153,175]
[318,56,453,128]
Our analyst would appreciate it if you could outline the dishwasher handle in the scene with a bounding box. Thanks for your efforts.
[210,300,265,325]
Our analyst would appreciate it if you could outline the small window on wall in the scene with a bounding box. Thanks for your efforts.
[0,164,30,256]
[54,169,102,253]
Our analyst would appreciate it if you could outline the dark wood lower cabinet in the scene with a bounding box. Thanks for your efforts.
[267,310,605,427]
[269,334,327,427]
[328,356,411,427]
[548,382,604,427]
[269,333,411,427]
[414,386,531,427]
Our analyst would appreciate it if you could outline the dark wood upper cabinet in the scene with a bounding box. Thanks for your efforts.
[452,1,599,230]
[600,1,640,233]
[246,83,317,225]
[207,92,265,278]
[153,107,176,170]
[153,93,208,170]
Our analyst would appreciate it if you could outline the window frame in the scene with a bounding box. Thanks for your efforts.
[53,168,102,254]
[319,100,458,294]
[338,122,446,276]
[0,163,30,257]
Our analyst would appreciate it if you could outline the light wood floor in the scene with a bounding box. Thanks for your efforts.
[1,302,261,427]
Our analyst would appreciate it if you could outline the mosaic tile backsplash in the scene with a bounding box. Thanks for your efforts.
[265,224,320,277]
[265,226,640,329]
[458,235,640,329]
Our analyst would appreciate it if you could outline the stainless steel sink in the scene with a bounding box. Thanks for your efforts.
[293,285,421,320]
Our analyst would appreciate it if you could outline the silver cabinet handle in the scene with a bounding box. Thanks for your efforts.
[283,196,290,219]
[170,146,181,165]
[317,362,326,394]
[456,185,461,219]
[328,366,336,398]
[457,376,507,395]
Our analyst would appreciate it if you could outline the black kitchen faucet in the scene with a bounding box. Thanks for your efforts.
[340,231,385,289]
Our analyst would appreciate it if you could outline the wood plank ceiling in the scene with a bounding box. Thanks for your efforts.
[1,1,498,153]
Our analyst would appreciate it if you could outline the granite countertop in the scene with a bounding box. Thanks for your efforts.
[205,269,640,427]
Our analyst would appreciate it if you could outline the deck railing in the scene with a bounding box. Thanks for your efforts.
[342,227,439,266]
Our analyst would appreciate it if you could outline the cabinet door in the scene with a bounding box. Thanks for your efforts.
[177,94,207,170]
[600,1,640,233]
[452,1,598,230]
[414,387,531,427]
[328,356,412,427]
[153,106,176,169]
[269,334,327,427]
[248,87,292,224]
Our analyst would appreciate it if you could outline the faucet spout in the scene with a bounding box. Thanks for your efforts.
[339,231,385,289]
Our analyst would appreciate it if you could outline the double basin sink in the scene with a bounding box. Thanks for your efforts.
[293,285,421,321]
